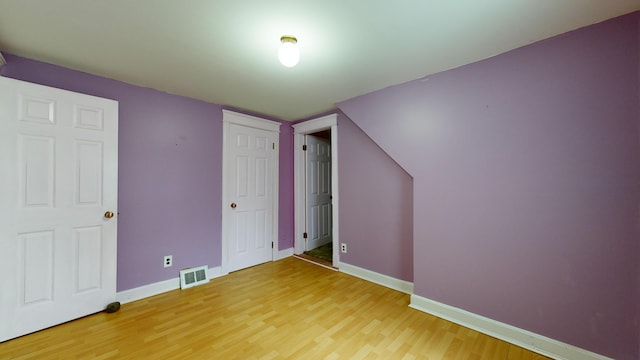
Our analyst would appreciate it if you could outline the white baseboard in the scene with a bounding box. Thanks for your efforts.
[339,262,414,295]
[275,247,294,261]
[208,265,226,280]
[409,294,613,360]
[116,266,225,305]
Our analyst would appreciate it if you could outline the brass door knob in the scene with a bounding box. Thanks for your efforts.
[230,203,237,209]
[104,211,115,219]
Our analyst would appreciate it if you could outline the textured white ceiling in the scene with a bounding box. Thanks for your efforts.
[0,1,638,120]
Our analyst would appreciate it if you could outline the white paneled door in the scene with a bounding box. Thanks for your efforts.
[305,135,332,251]
[0,77,118,342]
[222,111,280,273]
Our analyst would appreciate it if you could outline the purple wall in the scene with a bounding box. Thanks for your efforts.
[338,12,640,360]
[338,112,414,281]
[0,54,295,291]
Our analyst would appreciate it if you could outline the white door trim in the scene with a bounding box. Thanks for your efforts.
[222,110,281,132]
[292,114,339,267]
[221,110,280,274]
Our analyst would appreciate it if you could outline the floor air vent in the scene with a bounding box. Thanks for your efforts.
[180,265,209,289]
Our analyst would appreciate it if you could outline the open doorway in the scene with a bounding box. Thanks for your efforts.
[292,114,339,269]
[300,131,332,266]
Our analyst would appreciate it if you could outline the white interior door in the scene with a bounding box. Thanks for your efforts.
[0,77,118,342]
[222,110,279,273]
[305,135,332,251]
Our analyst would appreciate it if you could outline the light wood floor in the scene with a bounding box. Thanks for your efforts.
[1,257,550,360]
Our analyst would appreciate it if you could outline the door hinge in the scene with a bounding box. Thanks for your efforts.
[272,143,275,150]
[303,232,308,239]
[272,241,274,248]
[302,144,307,151]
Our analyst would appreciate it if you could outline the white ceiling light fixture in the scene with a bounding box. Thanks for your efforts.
[278,35,299,68]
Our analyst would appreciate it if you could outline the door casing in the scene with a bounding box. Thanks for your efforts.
[293,114,339,266]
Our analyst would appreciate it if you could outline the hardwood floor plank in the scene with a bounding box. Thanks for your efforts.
[0,257,550,359]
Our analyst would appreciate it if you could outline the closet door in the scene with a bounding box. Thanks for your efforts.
[221,110,280,273]
[0,77,119,342]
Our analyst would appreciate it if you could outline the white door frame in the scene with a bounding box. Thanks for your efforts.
[292,114,339,266]
[221,110,280,274]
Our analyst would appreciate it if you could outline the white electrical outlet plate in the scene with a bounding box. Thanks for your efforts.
[164,255,173,268]
[340,243,347,253]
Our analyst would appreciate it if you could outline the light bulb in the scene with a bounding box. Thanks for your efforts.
[278,36,299,67]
